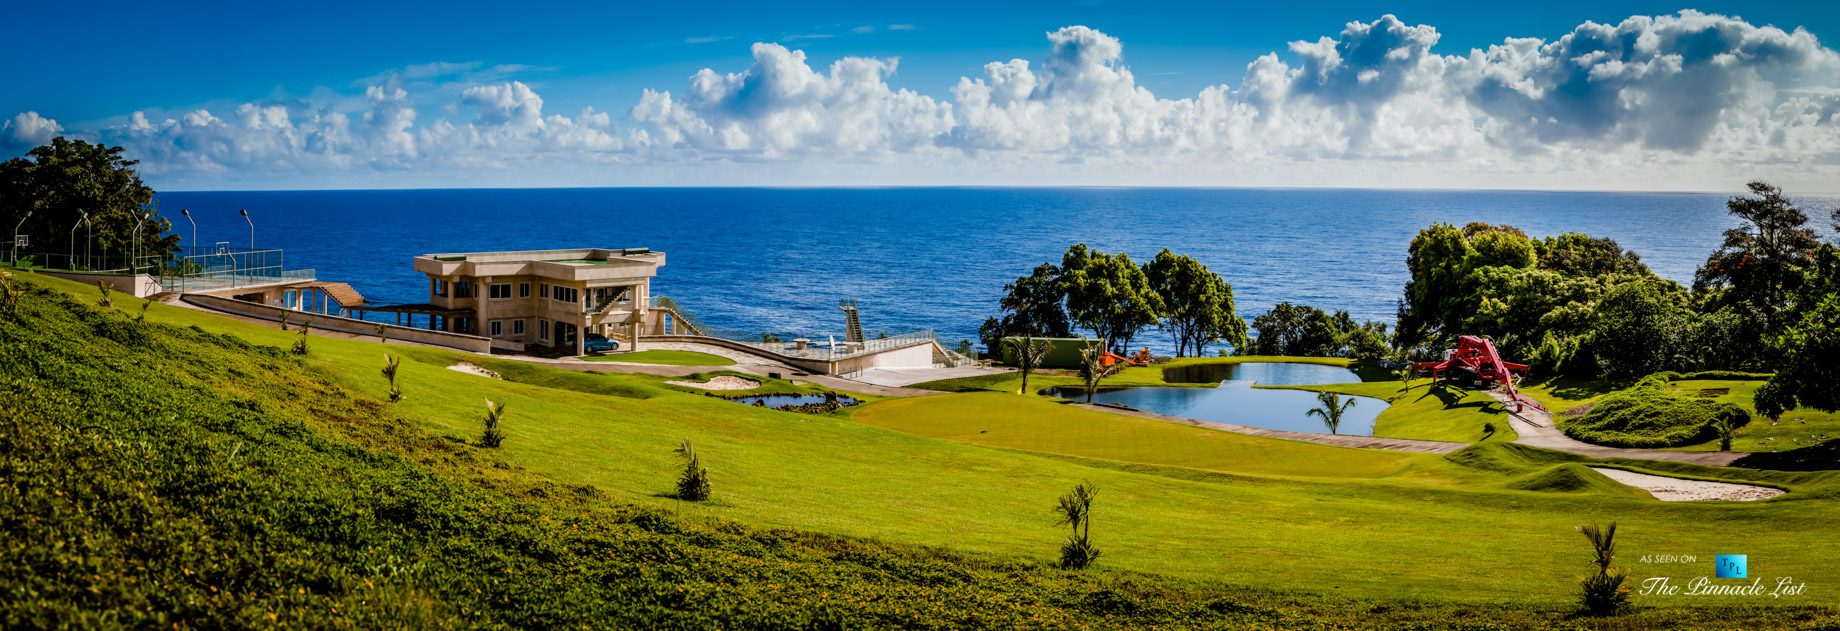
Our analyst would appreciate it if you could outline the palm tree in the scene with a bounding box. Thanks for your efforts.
[1077,338,1125,403]
[1577,521,1632,614]
[674,438,712,501]
[1306,391,1357,435]
[479,398,508,447]
[381,354,403,403]
[1052,482,1101,569]
[374,323,389,345]
[1002,335,1055,395]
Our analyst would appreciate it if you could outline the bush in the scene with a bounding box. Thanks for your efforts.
[1562,381,1750,448]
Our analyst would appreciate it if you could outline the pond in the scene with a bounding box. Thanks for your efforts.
[724,393,862,412]
[1041,362,1387,436]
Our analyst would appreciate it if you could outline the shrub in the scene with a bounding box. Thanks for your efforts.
[134,298,153,323]
[375,323,389,345]
[478,398,508,447]
[1561,382,1750,448]
[94,280,112,307]
[674,438,711,501]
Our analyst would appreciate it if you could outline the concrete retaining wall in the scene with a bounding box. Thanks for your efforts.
[637,334,942,374]
[184,293,493,354]
[32,270,162,298]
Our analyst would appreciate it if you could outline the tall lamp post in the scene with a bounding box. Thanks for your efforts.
[69,211,87,271]
[180,209,196,251]
[84,212,93,272]
[10,210,31,265]
[131,212,150,275]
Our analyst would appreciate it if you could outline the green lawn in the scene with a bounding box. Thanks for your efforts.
[19,271,1840,612]
[1293,380,1521,443]
[584,349,736,366]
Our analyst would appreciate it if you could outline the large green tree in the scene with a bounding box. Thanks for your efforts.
[1585,278,1694,377]
[979,262,1072,351]
[1244,302,1340,357]
[1,138,178,268]
[1142,249,1247,357]
[1693,181,1820,325]
[1535,233,1651,277]
[1396,222,1537,352]
[1060,244,1163,352]
[1754,243,1840,418]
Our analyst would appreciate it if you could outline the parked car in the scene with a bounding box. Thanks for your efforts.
[584,333,620,353]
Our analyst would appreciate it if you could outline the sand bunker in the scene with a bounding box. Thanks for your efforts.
[1590,467,1784,502]
[447,362,502,380]
[666,375,760,390]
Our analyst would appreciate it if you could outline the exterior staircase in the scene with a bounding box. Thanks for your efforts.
[839,298,865,343]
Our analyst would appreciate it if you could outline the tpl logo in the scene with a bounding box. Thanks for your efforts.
[1715,555,1747,579]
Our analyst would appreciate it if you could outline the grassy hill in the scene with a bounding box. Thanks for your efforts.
[5,271,1839,628]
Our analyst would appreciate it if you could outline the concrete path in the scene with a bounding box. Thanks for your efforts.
[1490,391,1744,466]
[1069,402,1471,454]
[849,365,1013,387]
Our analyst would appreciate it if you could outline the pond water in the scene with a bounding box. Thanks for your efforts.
[1041,362,1387,436]
[725,393,861,410]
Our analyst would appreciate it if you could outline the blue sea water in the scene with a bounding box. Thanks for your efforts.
[151,187,1836,355]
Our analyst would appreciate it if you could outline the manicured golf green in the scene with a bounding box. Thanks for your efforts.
[585,349,736,366]
[28,272,1840,608]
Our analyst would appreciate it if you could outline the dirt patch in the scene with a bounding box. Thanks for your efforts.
[1697,388,1731,398]
[666,375,760,390]
[1589,467,1784,502]
[447,362,502,380]
[1560,402,1596,419]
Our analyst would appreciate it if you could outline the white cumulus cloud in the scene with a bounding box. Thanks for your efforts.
[7,11,1840,189]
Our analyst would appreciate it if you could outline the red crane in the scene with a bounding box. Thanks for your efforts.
[1411,335,1545,412]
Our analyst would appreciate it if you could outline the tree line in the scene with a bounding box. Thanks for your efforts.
[2,138,178,266]
[982,245,1395,359]
[1392,181,1837,416]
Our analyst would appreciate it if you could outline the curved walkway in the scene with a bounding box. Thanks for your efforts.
[1489,391,1744,466]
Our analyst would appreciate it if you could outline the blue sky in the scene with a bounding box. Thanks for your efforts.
[5,1,1840,191]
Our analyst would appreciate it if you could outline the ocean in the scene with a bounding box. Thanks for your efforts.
[151,187,1835,355]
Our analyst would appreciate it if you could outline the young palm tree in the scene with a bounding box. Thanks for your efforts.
[1577,521,1632,614]
[1712,415,1736,452]
[674,438,712,501]
[1052,482,1101,569]
[134,297,153,323]
[1306,391,1357,435]
[94,280,113,307]
[374,323,389,345]
[277,310,290,331]
[292,319,312,355]
[381,354,404,403]
[1077,339,1125,403]
[479,398,508,447]
[1003,336,1055,395]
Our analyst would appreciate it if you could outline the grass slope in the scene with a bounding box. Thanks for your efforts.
[9,272,1840,626]
[1276,380,1519,443]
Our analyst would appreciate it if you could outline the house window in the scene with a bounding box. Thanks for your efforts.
[513,319,526,336]
[490,320,503,337]
[538,283,549,299]
[518,283,530,298]
[432,279,447,297]
[490,284,512,300]
[453,281,474,299]
[538,319,549,341]
[552,286,578,304]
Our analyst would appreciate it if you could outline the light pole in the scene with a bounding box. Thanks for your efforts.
[69,211,85,271]
[11,210,31,265]
[132,212,149,275]
[240,209,254,283]
[180,208,196,251]
[84,213,93,272]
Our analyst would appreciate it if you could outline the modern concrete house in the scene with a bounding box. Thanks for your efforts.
[403,247,666,355]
